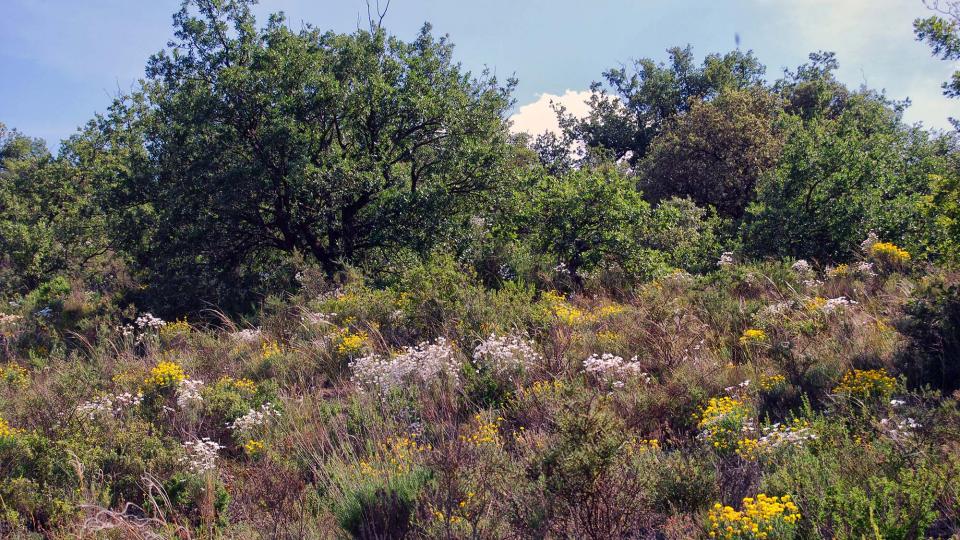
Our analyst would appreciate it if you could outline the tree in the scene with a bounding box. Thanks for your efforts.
[640,88,783,218]
[915,1,960,100]
[558,46,766,165]
[112,0,514,310]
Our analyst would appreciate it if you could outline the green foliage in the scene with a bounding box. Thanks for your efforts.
[895,275,960,392]
[914,1,960,107]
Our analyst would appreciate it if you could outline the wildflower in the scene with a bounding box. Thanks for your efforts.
[473,333,541,376]
[175,378,204,410]
[879,415,922,443]
[77,392,143,420]
[243,439,266,458]
[717,252,736,268]
[739,329,767,347]
[135,313,166,330]
[697,397,754,453]
[0,363,29,388]
[790,259,811,274]
[822,296,857,314]
[542,291,586,326]
[869,241,911,266]
[349,338,459,393]
[260,340,283,360]
[460,413,503,448]
[833,368,897,400]
[582,353,650,388]
[861,231,880,253]
[0,415,23,441]
[759,374,786,391]
[230,328,262,343]
[159,318,190,339]
[144,361,186,389]
[335,329,368,355]
[707,493,801,539]
[826,264,850,278]
[228,402,280,437]
[756,419,817,453]
[181,438,224,475]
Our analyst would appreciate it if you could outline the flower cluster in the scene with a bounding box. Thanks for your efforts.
[833,368,896,400]
[181,438,224,475]
[0,415,23,441]
[175,378,204,410]
[707,494,800,539]
[216,375,257,394]
[159,318,191,339]
[460,413,503,448]
[582,353,649,388]
[144,361,186,390]
[790,259,811,274]
[359,436,429,477]
[869,241,911,266]
[525,379,566,398]
[335,329,368,355]
[472,333,541,376]
[77,392,143,420]
[260,340,283,360]
[718,252,736,267]
[754,419,817,453]
[120,313,167,343]
[243,439,266,458]
[697,397,754,453]
[230,328,262,343]
[879,415,921,443]
[228,402,280,437]
[739,329,767,347]
[542,291,587,326]
[0,362,28,388]
[759,374,786,392]
[350,338,459,393]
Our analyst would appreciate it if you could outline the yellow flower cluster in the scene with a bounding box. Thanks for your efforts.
[335,329,368,355]
[739,329,768,347]
[697,397,752,453]
[359,436,430,477]
[0,415,22,441]
[243,439,265,457]
[144,361,186,389]
[759,374,786,391]
[736,438,760,461]
[526,378,566,398]
[628,437,661,454]
[708,494,800,539]
[804,297,827,312]
[461,413,503,448]
[869,242,911,266]
[542,292,629,327]
[697,396,751,453]
[826,264,850,278]
[429,492,476,525]
[159,318,191,339]
[833,368,896,399]
[260,340,283,360]
[218,375,257,394]
[0,362,29,388]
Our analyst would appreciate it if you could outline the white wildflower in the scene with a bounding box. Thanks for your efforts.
[181,438,223,475]
[350,338,460,393]
[791,259,812,274]
[176,378,205,410]
[228,402,280,437]
[473,334,541,376]
[582,353,650,388]
[717,252,735,268]
[231,328,262,343]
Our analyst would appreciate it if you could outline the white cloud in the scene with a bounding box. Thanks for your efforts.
[509,89,593,136]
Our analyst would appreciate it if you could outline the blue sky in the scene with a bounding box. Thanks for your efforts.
[1,0,957,150]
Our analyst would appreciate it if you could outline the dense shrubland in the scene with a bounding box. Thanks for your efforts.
[2,0,960,538]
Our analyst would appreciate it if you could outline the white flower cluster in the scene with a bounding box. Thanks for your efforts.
[230,328,262,343]
[724,379,752,394]
[582,353,650,388]
[791,259,812,274]
[176,378,205,410]
[756,423,817,451]
[228,402,280,436]
[77,392,143,420]
[717,252,736,268]
[861,231,880,253]
[119,312,167,342]
[181,438,224,475]
[472,333,541,375]
[822,296,857,314]
[350,338,459,393]
[880,416,921,443]
[302,312,335,326]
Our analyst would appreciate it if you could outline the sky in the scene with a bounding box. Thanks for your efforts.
[1,0,957,151]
